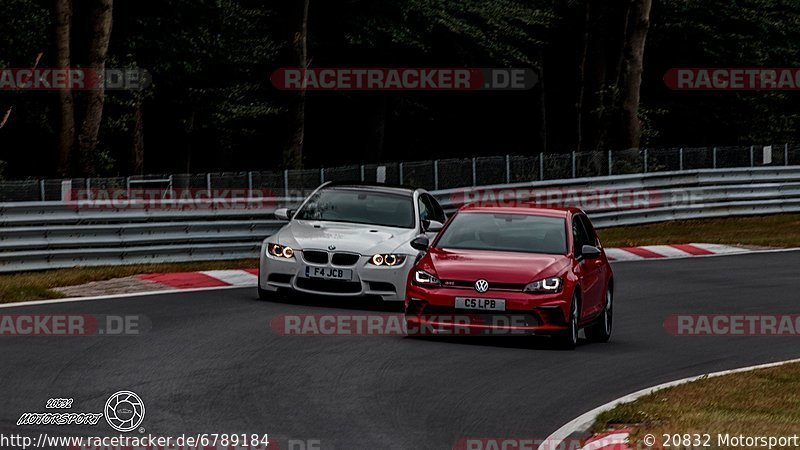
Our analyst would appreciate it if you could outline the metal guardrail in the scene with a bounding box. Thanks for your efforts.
[1,166,799,272]
[2,145,799,202]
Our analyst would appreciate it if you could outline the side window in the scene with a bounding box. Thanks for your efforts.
[422,194,446,223]
[418,197,430,223]
[577,214,599,246]
[572,215,592,256]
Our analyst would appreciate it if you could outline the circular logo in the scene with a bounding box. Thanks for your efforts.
[105,391,145,432]
[328,245,336,251]
[474,279,489,293]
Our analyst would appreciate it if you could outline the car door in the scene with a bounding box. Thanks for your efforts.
[572,213,603,319]
[580,213,610,286]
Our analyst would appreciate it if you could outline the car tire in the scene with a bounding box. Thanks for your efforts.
[555,293,579,350]
[585,286,613,343]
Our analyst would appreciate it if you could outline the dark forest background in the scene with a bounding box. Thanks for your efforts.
[1,0,799,179]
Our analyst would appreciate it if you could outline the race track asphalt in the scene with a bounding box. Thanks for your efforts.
[1,250,799,450]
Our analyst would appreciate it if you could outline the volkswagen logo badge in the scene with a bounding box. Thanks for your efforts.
[474,279,489,293]
[328,245,336,251]
[104,390,145,432]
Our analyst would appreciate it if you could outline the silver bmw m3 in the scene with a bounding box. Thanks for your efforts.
[258,183,446,302]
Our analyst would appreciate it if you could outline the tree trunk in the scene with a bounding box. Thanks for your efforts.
[54,0,74,176]
[130,96,144,175]
[615,0,652,150]
[285,0,309,169]
[77,0,113,176]
[577,0,632,153]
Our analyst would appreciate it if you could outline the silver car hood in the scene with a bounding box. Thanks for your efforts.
[275,220,419,255]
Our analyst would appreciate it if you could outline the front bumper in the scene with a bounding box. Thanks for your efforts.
[404,283,571,336]
[259,248,412,301]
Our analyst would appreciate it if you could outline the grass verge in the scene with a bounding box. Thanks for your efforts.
[598,214,800,248]
[0,259,258,304]
[593,362,800,448]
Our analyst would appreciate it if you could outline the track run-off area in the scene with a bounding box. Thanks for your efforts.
[1,250,799,449]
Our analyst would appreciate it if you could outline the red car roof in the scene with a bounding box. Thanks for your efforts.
[457,203,583,217]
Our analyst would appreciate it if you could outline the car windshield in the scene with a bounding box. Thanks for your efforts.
[296,188,415,229]
[435,212,567,254]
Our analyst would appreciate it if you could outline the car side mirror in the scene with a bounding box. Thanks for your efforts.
[274,208,290,220]
[423,220,444,233]
[582,245,601,260]
[410,236,430,251]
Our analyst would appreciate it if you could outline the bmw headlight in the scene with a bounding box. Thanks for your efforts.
[267,243,295,259]
[524,277,562,293]
[369,254,406,267]
[414,270,441,286]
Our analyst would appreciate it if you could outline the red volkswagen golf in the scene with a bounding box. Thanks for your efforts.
[405,205,613,349]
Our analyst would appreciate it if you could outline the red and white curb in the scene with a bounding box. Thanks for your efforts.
[580,429,631,450]
[605,243,750,261]
[137,269,259,289]
[135,245,753,290]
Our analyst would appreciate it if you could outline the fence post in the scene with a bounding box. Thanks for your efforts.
[39,179,45,201]
[283,169,289,198]
[247,171,253,198]
[643,149,648,173]
[126,176,131,199]
[399,162,404,185]
[539,152,545,181]
[750,145,754,167]
[786,143,790,166]
[571,151,576,178]
[433,160,439,190]
[505,154,511,184]
[320,167,325,184]
[679,148,684,171]
[608,150,612,176]
[472,157,477,187]
[713,147,717,169]
[360,165,365,182]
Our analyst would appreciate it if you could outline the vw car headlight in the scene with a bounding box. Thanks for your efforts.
[267,243,295,259]
[524,277,562,293]
[414,270,441,286]
[369,254,406,266]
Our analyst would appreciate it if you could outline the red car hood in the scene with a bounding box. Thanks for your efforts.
[428,247,570,284]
